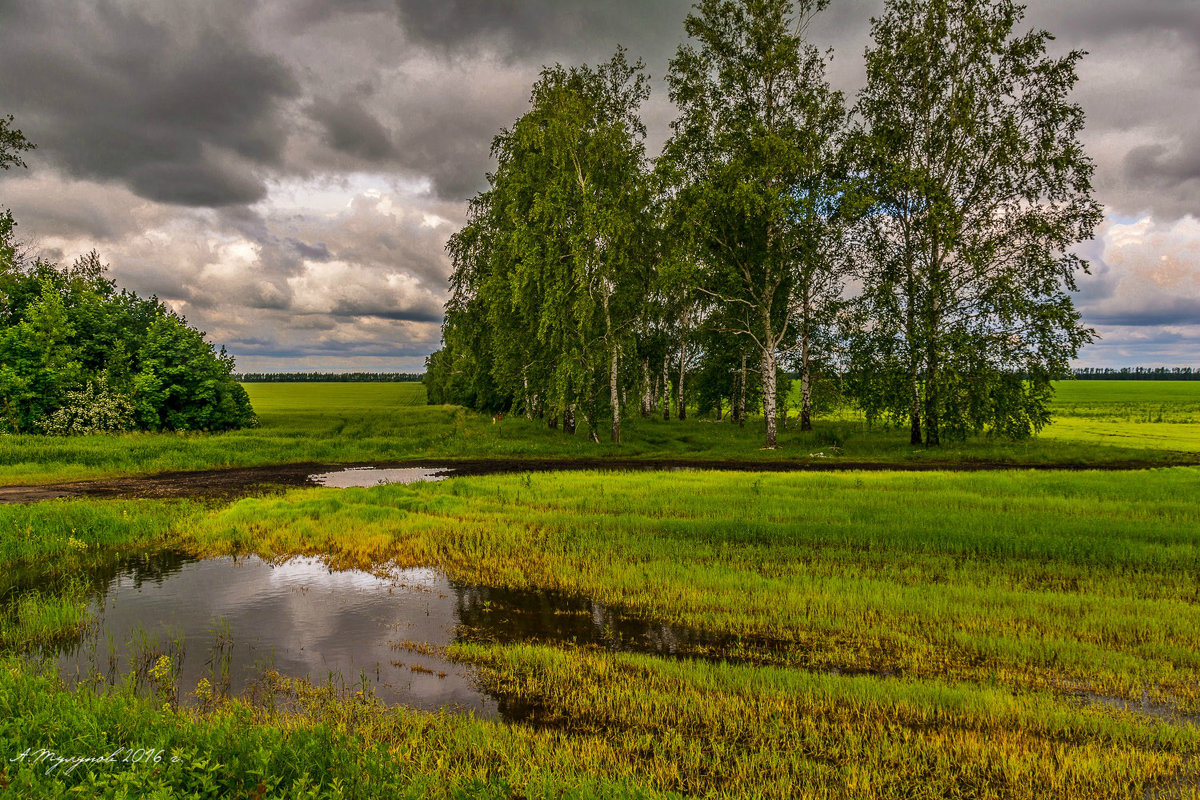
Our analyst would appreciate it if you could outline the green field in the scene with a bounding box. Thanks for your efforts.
[1,381,1199,486]
[1,382,1198,798]
[1042,382,1200,454]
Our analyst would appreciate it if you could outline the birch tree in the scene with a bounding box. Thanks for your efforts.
[664,0,845,448]
[851,0,1100,444]
[442,50,652,442]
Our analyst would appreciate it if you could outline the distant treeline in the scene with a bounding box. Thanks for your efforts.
[1073,368,1200,381]
[235,372,423,383]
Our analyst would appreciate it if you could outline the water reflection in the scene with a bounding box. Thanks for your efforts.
[309,467,450,488]
[13,552,757,720]
[47,555,495,716]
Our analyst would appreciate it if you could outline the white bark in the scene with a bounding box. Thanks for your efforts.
[762,348,778,448]
[610,346,621,443]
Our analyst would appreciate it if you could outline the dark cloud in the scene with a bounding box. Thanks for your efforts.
[1121,142,1200,219]
[281,0,395,31]
[232,340,438,359]
[1085,301,1200,327]
[1,0,1198,368]
[1033,0,1200,50]
[308,95,398,162]
[392,0,689,60]
[327,301,443,323]
[1024,2,1200,220]
[290,240,333,262]
[0,0,298,207]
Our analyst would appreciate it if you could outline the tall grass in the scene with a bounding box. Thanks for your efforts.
[2,465,1198,796]
[183,468,1200,713]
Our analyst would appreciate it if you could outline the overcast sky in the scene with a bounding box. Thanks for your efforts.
[0,0,1196,371]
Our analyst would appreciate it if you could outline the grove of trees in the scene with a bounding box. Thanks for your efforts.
[1,118,256,435]
[428,0,1101,449]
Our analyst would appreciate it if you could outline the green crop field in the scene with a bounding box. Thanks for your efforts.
[1042,382,1200,454]
[1,380,1198,486]
[1,381,1198,798]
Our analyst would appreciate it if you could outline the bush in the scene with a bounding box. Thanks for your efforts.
[38,377,136,435]
[0,245,256,434]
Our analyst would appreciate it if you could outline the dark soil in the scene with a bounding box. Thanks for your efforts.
[1,456,1193,505]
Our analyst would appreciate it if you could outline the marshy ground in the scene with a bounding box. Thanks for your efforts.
[0,382,1197,798]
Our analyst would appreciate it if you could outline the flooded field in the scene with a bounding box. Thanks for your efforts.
[12,550,756,720]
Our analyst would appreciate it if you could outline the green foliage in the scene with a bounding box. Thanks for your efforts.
[664,0,848,447]
[134,314,255,432]
[846,0,1101,444]
[425,1,1105,448]
[1,381,1198,487]
[0,117,254,436]
[38,376,137,436]
[0,254,255,434]
[0,113,34,173]
[435,50,654,442]
[0,278,83,431]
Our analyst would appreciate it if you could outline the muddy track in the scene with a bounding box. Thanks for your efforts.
[1,456,1195,505]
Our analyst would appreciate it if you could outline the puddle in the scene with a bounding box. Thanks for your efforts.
[16,554,1197,734]
[309,467,450,488]
[15,551,774,721]
[45,554,493,715]
[1079,691,1200,729]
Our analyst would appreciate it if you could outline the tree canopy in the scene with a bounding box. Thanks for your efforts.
[663,0,849,447]
[0,250,256,434]
[438,50,653,442]
[424,0,1101,449]
[848,0,1100,444]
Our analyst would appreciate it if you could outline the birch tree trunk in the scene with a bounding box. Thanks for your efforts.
[677,344,686,421]
[925,341,939,446]
[640,358,651,418]
[738,353,747,428]
[925,322,940,447]
[800,331,812,432]
[904,225,922,445]
[924,245,941,447]
[909,372,922,445]
[662,357,671,421]
[610,346,621,443]
[522,370,532,420]
[762,347,778,448]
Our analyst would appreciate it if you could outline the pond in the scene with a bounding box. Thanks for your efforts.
[18,550,756,721]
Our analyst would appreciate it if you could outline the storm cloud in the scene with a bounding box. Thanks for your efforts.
[0,1,300,207]
[0,0,1197,369]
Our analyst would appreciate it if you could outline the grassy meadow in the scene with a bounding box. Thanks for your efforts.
[0,380,1198,486]
[1,381,1198,797]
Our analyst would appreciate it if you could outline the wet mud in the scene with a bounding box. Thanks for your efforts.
[2,455,1192,505]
